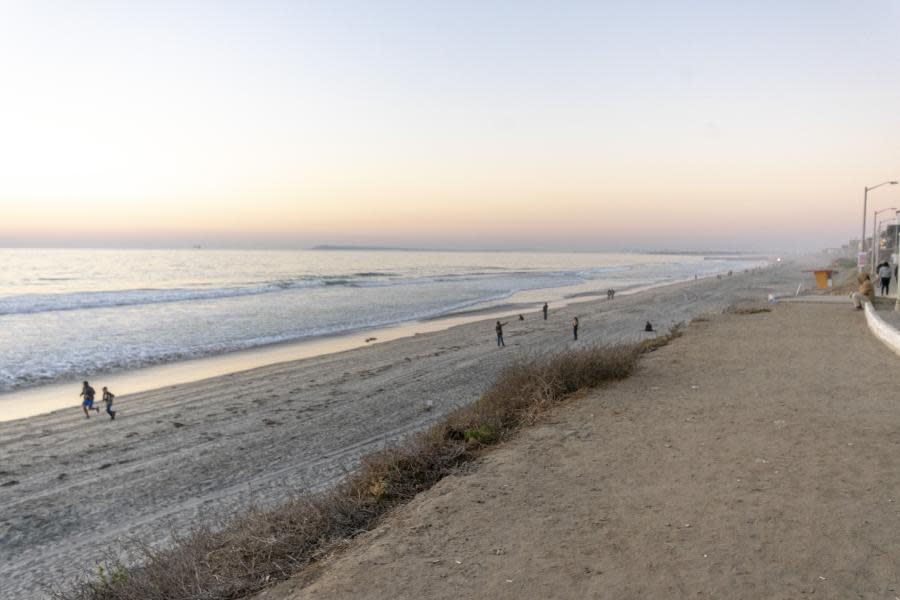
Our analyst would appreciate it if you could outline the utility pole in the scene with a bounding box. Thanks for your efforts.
[862,181,899,272]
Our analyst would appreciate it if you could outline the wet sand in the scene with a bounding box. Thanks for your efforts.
[0,263,805,598]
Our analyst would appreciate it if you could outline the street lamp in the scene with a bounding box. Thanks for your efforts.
[895,209,900,311]
[861,181,899,271]
[872,207,897,277]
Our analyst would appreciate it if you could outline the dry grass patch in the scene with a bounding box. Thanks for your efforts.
[55,340,676,600]
[730,306,772,315]
[726,303,773,316]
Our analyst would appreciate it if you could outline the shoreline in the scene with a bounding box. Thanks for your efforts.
[0,269,751,423]
[0,261,808,599]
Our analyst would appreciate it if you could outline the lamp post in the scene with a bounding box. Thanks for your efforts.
[861,181,899,271]
[895,209,900,310]
[872,207,897,278]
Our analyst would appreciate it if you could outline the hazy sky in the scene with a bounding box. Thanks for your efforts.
[1,1,899,251]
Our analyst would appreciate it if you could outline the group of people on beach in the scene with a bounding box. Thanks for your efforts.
[79,381,117,420]
[495,299,610,347]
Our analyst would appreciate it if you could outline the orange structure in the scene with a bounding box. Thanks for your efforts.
[803,269,834,289]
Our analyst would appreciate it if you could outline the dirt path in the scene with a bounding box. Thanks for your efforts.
[262,302,900,600]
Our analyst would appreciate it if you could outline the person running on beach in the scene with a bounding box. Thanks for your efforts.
[102,386,117,420]
[495,320,508,347]
[878,262,892,295]
[542,302,548,320]
[572,316,579,341]
[79,381,99,418]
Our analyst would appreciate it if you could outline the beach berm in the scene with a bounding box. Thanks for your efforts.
[259,302,900,599]
[0,264,804,598]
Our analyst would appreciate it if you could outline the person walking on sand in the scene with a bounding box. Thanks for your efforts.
[79,381,99,418]
[102,386,117,420]
[878,262,892,295]
[572,316,579,341]
[542,302,548,320]
[495,320,508,347]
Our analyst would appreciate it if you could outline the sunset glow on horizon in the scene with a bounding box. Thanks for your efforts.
[2,1,899,251]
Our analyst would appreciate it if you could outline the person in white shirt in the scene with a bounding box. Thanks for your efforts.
[877,262,893,295]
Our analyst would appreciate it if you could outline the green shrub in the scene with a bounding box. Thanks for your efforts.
[464,424,497,444]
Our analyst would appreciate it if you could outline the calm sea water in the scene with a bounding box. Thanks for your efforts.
[0,249,763,393]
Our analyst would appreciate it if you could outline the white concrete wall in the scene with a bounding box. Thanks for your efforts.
[864,302,900,357]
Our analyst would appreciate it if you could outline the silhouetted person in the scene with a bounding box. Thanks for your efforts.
[542,302,548,320]
[495,321,508,347]
[645,321,654,332]
[518,314,524,321]
[572,317,579,340]
[79,381,99,418]
[607,289,615,300]
[102,386,117,420]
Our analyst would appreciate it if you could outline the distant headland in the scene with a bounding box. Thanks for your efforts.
[310,245,423,251]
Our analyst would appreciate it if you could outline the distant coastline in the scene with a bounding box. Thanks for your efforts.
[310,244,776,256]
[310,244,424,251]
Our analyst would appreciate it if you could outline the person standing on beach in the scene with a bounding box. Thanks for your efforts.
[542,302,548,320]
[79,381,99,418]
[495,320,508,347]
[877,262,892,295]
[572,316,579,340]
[102,387,117,420]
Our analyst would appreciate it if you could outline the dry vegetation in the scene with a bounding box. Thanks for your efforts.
[728,306,772,315]
[54,338,678,600]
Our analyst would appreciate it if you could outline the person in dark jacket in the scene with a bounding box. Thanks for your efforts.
[495,321,508,347]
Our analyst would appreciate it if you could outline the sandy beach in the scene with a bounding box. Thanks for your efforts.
[0,263,805,598]
[260,301,900,600]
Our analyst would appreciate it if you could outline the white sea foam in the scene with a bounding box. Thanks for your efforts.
[0,248,767,393]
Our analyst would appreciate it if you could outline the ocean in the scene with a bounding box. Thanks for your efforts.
[0,248,765,395]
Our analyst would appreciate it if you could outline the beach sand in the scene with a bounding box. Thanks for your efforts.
[260,301,900,600]
[0,264,804,598]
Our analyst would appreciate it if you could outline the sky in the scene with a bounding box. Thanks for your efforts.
[1,1,899,251]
